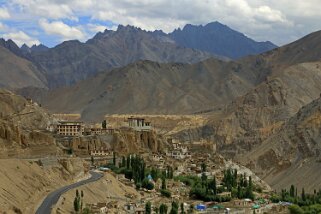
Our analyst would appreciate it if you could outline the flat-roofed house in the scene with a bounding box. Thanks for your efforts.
[57,121,84,136]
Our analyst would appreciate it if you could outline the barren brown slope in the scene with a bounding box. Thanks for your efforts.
[42,58,264,121]
[30,25,215,88]
[174,61,321,153]
[208,61,321,156]
[237,30,321,82]
[0,89,59,158]
[0,46,47,89]
[238,96,321,192]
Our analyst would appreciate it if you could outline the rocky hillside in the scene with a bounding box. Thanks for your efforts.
[169,22,277,59]
[0,45,47,90]
[28,25,214,88]
[212,60,321,156]
[171,59,321,157]
[41,58,264,121]
[36,30,321,123]
[0,89,59,158]
[239,96,321,192]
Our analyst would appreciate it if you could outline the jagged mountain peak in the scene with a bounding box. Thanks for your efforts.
[0,38,22,56]
[20,43,31,54]
[169,22,277,59]
[30,44,49,52]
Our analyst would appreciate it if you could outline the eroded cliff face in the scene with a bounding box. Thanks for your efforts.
[0,121,59,158]
[239,97,321,191]
[112,129,165,154]
[0,89,60,158]
[64,129,166,156]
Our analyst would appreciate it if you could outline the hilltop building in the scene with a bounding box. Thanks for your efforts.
[127,117,151,131]
[56,121,84,136]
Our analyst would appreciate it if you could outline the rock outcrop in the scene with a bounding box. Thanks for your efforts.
[239,96,321,192]
[0,89,59,158]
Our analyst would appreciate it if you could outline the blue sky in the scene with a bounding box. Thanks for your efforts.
[0,0,321,47]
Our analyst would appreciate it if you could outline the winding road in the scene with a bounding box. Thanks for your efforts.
[36,171,103,214]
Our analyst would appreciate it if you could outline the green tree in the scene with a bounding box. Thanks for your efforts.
[201,162,206,172]
[245,176,254,200]
[288,204,304,214]
[301,188,306,201]
[233,169,238,187]
[170,201,179,214]
[290,185,295,197]
[102,120,107,129]
[73,196,80,213]
[145,201,152,214]
[126,155,131,169]
[121,156,126,168]
[80,190,84,211]
[180,203,185,214]
[201,173,207,188]
[159,203,168,214]
[166,166,174,179]
[151,167,159,181]
[209,176,217,195]
[113,152,116,166]
[73,190,81,213]
[162,177,166,190]
[90,156,94,165]
[237,184,242,199]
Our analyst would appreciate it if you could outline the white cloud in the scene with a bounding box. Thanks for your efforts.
[1,0,321,45]
[0,7,10,19]
[3,31,40,46]
[11,0,75,20]
[39,19,85,41]
[254,6,290,24]
[87,24,108,33]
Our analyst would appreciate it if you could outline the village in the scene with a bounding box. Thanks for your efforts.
[47,115,290,214]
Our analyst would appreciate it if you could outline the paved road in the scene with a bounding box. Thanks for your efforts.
[36,171,103,214]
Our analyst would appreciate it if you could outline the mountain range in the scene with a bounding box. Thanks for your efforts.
[0,21,276,89]
[26,25,215,88]
[37,30,321,122]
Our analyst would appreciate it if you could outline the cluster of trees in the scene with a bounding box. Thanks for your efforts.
[223,169,255,200]
[145,201,193,214]
[271,185,321,214]
[177,166,255,202]
[108,154,174,194]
